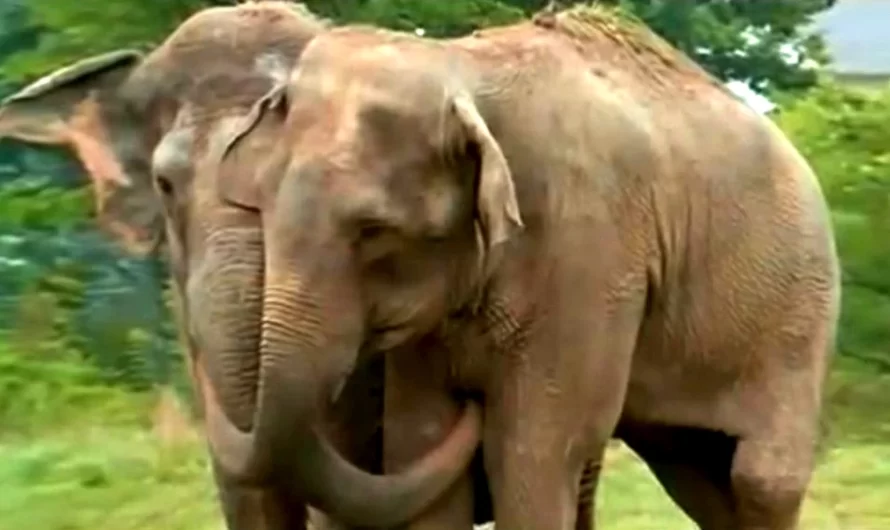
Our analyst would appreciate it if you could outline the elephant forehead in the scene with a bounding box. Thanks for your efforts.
[287,72,441,167]
[153,124,195,173]
[294,30,448,111]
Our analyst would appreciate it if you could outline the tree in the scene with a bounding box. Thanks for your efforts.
[345,0,524,37]
[629,0,834,92]
[2,0,217,81]
[0,1,78,187]
[498,0,835,92]
[6,0,837,94]
[2,0,523,82]
[324,0,838,92]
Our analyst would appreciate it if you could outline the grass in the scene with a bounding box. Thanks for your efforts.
[1,357,889,530]
[599,441,890,529]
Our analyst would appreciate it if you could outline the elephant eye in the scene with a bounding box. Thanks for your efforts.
[155,174,174,196]
[358,222,388,240]
[354,220,402,263]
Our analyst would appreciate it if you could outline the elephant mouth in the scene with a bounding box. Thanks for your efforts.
[365,323,414,352]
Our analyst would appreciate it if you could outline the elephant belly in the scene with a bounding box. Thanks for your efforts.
[618,342,762,437]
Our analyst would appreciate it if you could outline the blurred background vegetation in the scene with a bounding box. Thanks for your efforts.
[1,1,888,529]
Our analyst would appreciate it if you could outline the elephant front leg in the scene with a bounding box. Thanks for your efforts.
[483,319,635,530]
[576,458,602,530]
[212,459,308,530]
[483,396,590,530]
[382,345,475,530]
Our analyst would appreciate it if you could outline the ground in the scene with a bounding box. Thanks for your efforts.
[2,357,888,530]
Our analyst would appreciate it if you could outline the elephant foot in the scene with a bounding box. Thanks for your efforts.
[620,420,815,530]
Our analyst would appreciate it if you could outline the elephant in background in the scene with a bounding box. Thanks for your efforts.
[213,5,839,530]
[0,3,482,529]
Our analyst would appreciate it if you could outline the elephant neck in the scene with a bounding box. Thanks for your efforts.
[433,290,530,393]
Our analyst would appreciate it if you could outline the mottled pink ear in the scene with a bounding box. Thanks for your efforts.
[450,93,523,252]
[0,50,143,144]
[217,83,290,209]
[0,50,164,257]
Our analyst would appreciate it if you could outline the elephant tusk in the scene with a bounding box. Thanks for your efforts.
[329,373,348,405]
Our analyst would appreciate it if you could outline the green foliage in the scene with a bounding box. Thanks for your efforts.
[2,0,522,80]
[0,177,183,393]
[0,0,36,64]
[0,340,147,436]
[6,263,184,393]
[341,0,835,91]
[349,0,524,37]
[610,0,833,92]
[0,340,210,529]
[0,177,91,230]
[0,435,217,530]
[775,81,890,369]
[1,0,220,81]
[3,0,834,92]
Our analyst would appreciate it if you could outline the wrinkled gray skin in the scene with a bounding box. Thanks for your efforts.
[216,9,840,530]
[0,4,484,530]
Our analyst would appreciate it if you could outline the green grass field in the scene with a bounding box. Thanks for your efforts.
[2,358,888,530]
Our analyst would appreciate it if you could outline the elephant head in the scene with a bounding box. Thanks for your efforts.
[212,27,523,519]
[0,4,481,527]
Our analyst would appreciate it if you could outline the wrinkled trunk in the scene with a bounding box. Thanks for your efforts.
[198,233,482,527]
[196,229,264,432]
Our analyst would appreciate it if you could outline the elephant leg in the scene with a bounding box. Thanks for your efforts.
[481,290,638,530]
[729,333,825,530]
[619,423,736,530]
[382,343,475,530]
[575,458,602,530]
[730,423,816,530]
[483,407,597,530]
[212,459,308,530]
[482,366,620,530]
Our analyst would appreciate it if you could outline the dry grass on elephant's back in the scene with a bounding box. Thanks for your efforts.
[532,3,727,95]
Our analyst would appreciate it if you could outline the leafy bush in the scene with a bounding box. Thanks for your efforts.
[0,178,184,395]
[0,176,91,230]
[775,81,890,369]
[0,339,149,436]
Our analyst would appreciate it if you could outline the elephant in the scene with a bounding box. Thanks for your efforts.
[0,3,484,529]
[212,5,840,530]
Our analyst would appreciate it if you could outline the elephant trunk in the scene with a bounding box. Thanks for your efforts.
[196,230,264,432]
[201,236,483,527]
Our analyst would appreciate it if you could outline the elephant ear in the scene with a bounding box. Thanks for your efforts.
[0,50,164,256]
[0,50,142,144]
[448,93,523,265]
[217,83,290,209]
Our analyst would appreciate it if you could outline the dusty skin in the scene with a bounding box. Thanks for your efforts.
[0,2,485,529]
[217,4,840,530]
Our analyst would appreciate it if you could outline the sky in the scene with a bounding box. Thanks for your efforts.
[724,80,777,114]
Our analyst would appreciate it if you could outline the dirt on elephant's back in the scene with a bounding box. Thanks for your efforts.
[534,4,726,94]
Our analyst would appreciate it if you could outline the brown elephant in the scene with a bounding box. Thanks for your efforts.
[214,5,840,530]
[0,3,482,529]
